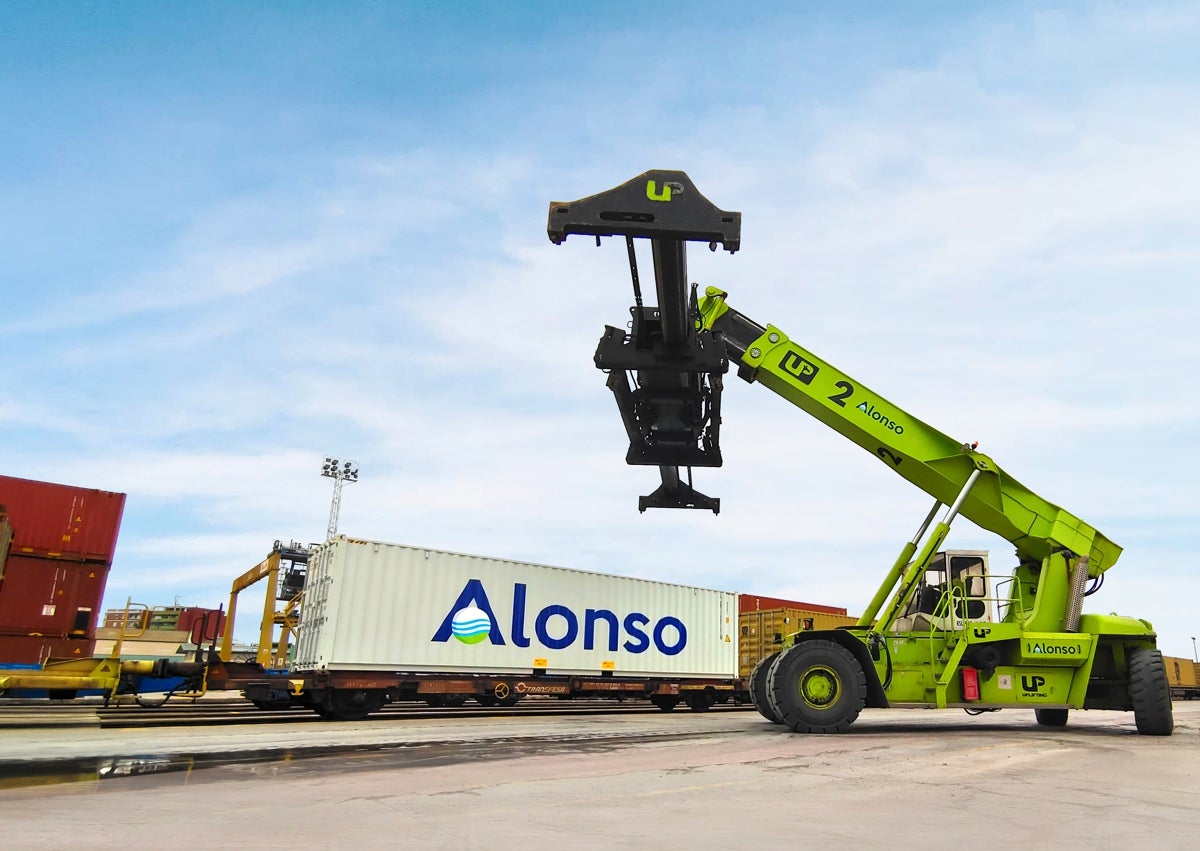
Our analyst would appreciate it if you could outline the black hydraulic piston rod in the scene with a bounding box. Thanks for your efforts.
[643,235,700,506]
[651,238,689,351]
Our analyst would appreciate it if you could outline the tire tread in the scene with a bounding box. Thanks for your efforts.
[1129,648,1173,736]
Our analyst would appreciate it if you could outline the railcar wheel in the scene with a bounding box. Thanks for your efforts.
[650,695,680,711]
[1129,648,1173,735]
[684,691,714,712]
[491,683,523,706]
[251,699,291,711]
[323,689,386,721]
[769,640,866,734]
[749,652,783,724]
[1034,707,1068,727]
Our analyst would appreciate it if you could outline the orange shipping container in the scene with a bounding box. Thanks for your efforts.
[738,594,846,616]
[1163,656,1198,688]
[738,608,858,678]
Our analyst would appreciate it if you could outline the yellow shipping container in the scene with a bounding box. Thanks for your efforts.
[738,608,859,678]
[1163,656,1198,688]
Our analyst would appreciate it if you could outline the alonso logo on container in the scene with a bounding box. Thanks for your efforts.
[431,579,688,655]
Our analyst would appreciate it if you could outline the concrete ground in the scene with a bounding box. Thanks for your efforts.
[1,702,1198,849]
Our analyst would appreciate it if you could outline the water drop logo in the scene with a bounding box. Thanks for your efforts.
[451,605,491,645]
[432,579,505,646]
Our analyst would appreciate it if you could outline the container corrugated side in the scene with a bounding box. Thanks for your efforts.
[738,593,847,616]
[0,635,96,664]
[0,554,108,637]
[0,475,126,562]
[737,608,860,677]
[293,538,738,678]
[1164,656,1198,688]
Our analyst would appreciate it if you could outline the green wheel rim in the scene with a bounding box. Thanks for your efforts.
[799,664,841,710]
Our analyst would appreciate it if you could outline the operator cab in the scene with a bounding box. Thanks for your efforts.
[892,550,991,633]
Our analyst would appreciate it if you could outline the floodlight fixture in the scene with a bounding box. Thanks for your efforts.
[321,455,360,540]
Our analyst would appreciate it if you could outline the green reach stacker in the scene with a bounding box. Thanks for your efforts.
[547,170,1173,735]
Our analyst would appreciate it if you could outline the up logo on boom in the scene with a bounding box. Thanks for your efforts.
[779,350,819,385]
[646,179,684,202]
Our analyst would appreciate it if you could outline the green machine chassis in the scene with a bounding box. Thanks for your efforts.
[548,170,1173,735]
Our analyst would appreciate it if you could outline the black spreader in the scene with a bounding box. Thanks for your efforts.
[547,169,741,252]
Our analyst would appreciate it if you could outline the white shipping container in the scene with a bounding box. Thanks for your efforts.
[293,537,738,678]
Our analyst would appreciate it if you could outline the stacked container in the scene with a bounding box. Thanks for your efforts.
[738,593,848,616]
[737,606,860,678]
[1164,655,1199,690]
[0,475,125,664]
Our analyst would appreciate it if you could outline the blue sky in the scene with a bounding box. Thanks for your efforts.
[3,2,1198,656]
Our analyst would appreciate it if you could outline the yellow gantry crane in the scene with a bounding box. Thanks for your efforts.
[220,540,311,668]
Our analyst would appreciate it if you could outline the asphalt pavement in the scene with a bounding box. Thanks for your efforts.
[1,702,1197,849]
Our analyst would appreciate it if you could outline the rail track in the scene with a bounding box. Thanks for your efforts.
[0,696,753,729]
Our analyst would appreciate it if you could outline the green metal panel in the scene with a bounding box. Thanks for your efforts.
[976,666,1076,704]
[1018,633,1093,667]
[1077,613,1157,635]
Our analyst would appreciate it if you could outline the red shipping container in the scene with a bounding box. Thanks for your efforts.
[0,475,126,562]
[0,634,96,665]
[738,593,847,616]
[0,553,109,637]
[178,607,226,641]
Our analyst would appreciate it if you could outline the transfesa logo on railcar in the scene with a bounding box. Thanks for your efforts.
[432,579,687,656]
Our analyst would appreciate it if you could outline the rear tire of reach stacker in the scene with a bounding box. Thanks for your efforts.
[749,651,783,724]
[768,640,866,734]
[1128,648,1174,736]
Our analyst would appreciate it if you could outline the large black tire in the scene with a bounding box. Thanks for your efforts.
[768,640,866,734]
[749,652,783,724]
[1129,648,1174,735]
[1034,707,1068,727]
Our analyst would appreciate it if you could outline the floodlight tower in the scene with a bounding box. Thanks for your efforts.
[321,456,359,540]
